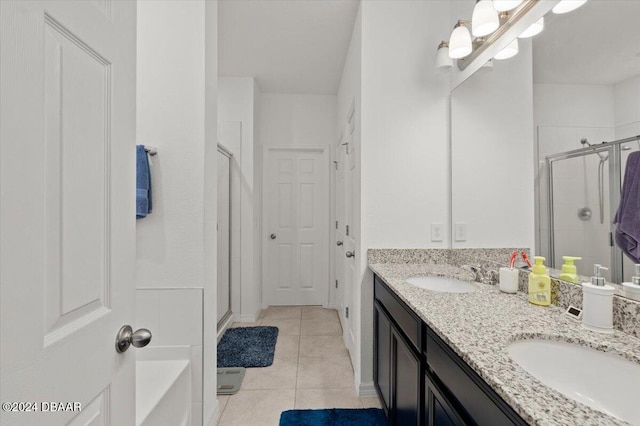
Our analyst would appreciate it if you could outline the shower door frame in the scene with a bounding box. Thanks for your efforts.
[546,139,634,284]
[217,144,233,331]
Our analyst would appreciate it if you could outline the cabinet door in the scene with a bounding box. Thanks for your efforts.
[425,374,466,426]
[374,302,392,412]
[393,328,420,426]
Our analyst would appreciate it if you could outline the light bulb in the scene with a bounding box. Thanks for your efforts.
[518,17,544,38]
[472,0,500,37]
[493,0,524,12]
[449,22,472,59]
[494,38,518,60]
[552,0,587,14]
[436,41,454,70]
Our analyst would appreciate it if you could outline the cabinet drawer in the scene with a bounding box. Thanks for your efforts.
[374,275,422,352]
[426,329,525,426]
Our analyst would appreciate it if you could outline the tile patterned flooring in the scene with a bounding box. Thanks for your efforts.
[216,306,382,426]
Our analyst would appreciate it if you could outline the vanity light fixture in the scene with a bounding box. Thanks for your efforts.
[494,38,519,60]
[472,0,500,37]
[492,0,524,12]
[552,0,588,14]
[518,16,544,38]
[481,58,495,69]
[436,41,454,70]
[449,21,473,59]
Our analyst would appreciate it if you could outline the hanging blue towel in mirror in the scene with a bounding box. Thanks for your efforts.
[136,145,153,218]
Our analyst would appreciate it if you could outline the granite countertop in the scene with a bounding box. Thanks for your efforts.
[369,262,640,426]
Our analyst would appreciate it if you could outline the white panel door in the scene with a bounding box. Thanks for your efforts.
[1,1,136,425]
[335,134,347,325]
[341,107,356,355]
[264,148,328,306]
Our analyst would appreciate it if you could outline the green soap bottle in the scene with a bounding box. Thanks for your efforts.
[528,256,551,306]
[558,256,582,284]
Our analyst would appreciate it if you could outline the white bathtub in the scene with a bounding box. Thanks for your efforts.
[136,348,192,426]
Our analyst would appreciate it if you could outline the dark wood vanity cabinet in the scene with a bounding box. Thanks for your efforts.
[374,275,527,426]
[374,276,424,425]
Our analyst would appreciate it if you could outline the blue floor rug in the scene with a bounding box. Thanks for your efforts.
[217,326,278,368]
[279,408,388,426]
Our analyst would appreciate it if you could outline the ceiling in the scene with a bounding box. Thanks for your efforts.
[218,0,360,94]
[533,0,640,85]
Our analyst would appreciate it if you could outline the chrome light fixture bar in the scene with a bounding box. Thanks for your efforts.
[455,0,538,70]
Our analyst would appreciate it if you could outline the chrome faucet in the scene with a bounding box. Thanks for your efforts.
[467,265,498,285]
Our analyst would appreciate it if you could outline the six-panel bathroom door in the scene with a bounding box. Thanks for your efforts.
[264,147,329,306]
[0,1,136,425]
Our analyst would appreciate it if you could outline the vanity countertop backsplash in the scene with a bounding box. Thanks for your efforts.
[368,248,640,426]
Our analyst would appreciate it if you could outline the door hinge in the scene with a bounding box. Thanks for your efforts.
[346,225,349,236]
[610,232,614,247]
[336,220,339,229]
[335,280,339,289]
[346,307,349,318]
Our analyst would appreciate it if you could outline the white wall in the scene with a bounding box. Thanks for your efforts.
[343,0,451,395]
[614,75,640,139]
[136,0,206,290]
[136,1,217,424]
[218,77,261,321]
[260,94,337,147]
[534,84,615,129]
[451,40,535,249]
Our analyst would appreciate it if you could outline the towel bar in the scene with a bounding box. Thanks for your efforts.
[144,145,157,156]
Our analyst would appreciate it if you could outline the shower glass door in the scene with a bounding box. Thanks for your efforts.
[547,146,616,283]
[217,148,231,329]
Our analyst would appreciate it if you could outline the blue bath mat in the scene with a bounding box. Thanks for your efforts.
[279,408,388,426]
[217,326,278,368]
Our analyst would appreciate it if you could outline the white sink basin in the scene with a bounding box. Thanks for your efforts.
[405,276,476,293]
[507,339,640,424]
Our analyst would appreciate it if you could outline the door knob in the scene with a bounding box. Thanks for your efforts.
[337,241,343,246]
[270,234,276,240]
[345,251,355,258]
[115,325,153,353]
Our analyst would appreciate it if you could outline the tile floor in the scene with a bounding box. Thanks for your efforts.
[216,306,382,426]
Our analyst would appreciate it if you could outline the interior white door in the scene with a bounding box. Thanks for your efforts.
[335,135,347,326]
[1,1,136,425]
[264,148,329,306]
[217,150,231,327]
[342,109,357,355]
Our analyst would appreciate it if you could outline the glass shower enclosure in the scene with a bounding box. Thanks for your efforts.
[543,135,640,284]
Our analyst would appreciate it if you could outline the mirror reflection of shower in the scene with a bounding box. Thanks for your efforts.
[580,138,608,224]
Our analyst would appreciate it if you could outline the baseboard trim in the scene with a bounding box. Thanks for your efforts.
[205,400,220,426]
[358,381,377,397]
[239,314,257,323]
[216,315,234,343]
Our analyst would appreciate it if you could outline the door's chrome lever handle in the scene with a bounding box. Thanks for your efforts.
[115,325,153,353]
[337,241,343,246]
[345,251,355,258]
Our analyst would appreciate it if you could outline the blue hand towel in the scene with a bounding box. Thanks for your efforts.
[614,151,640,263]
[136,145,152,218]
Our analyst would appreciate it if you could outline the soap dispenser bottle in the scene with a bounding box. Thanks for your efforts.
[528,256,551,306]
[622,264,640,301]
[558,256,582,284]
[582,264,614,334]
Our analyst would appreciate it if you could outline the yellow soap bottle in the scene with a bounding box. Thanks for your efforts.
[558,256,582,284]
[528,256,551,306]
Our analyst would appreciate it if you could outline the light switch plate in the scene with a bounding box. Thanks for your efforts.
[431,223,443,242]
[454,223,467,242]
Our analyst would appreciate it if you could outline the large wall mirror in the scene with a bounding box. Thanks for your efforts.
[451,0,640,295]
